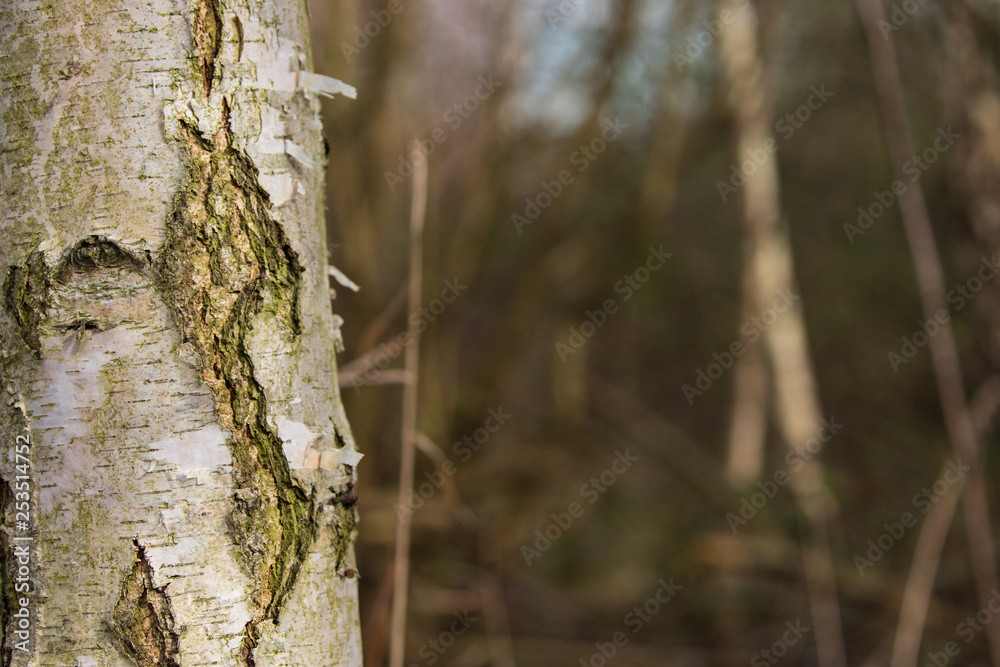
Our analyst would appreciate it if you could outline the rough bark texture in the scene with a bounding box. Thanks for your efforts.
[0,0,362,664]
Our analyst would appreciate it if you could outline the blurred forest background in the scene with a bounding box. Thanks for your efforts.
[308,0,1000,665]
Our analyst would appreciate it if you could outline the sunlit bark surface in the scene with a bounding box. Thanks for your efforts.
[0,1,362,664]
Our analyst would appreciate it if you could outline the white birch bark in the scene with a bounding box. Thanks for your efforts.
[0,0,362,664]
[717,2,846,666]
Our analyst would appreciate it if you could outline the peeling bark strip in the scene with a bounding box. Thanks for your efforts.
[194,0,223,97]
[157,104,314,663]
[113,543,180,667]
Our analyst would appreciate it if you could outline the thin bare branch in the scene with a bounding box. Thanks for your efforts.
[853,1,1000,664]
[389,139,429,667]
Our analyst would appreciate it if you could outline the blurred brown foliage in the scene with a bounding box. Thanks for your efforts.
[308,0,1000,664]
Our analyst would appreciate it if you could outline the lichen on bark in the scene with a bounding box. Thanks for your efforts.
[156,101,315,663]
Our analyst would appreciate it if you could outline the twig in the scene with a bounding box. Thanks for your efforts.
[971,375,1000,435]
[339,367,411,388]
[861,376,1000,667]
[389,139,429,667]
[357,280,409,357]
[414,431,477,526]
[853,1,1000,665]
[890,462,965,667]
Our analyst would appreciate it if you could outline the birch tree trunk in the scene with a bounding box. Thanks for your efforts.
[717,2,846,665]
[0,0,362,665]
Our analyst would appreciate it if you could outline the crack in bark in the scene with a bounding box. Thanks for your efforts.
[113,543,180,667]
[3,252,50,356]
[194,0,222,97]
[158,101,314,665]
[52,236,148,285]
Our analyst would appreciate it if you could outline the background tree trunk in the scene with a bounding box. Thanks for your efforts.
[717,1,846,665]
[0,0,361,665]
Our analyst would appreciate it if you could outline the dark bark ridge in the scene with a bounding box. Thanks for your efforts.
[113,543,180,667]
[157,101,315,665]
[3,237,151,354]
[3,253,50,357]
